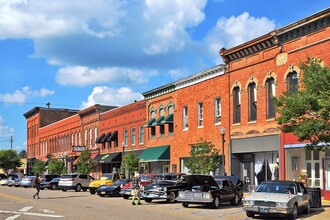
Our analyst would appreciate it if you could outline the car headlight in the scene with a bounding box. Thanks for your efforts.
[243,200,254,205]
[276,202,287,207]
[163,187,167,192]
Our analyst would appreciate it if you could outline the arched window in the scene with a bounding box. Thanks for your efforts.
[266,77,276,119]
[287,71,298,94]
[85,129,88,147]
[233,87,241,124]
[248,82,257,121]
[89,128,93,148]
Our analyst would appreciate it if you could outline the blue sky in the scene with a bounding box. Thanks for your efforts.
[0,0,328,152]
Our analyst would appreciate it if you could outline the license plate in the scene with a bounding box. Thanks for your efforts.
[259,207,269,213]
[101,192,105,194]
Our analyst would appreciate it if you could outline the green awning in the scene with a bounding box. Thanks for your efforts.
[155,116,165,125]
[95,133,105,143]
[145,118,156,127]
[162,114,173,124]
[139,145,170,162]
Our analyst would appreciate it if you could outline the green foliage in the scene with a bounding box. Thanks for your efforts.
[0,150,22,174]
[122,151,139,178]
[32,159,46,174]
[276,58,330,150]
[76,148,94,174]
[48,159,66,175]
[185,138,221,175]
[18,150,27,159]
[46,154,53,159]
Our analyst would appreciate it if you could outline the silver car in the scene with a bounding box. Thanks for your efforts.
[243,180,311,220]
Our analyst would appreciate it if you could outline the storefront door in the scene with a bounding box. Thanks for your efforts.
[306,150,321,187]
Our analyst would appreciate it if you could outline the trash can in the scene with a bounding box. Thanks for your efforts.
[307,187,322,208]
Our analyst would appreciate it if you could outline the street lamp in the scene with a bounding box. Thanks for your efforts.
[122,142,125,175]
[220,127,225,175]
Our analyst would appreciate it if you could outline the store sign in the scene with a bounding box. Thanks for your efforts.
[72,146,85,152]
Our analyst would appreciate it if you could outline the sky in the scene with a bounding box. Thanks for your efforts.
[0,0,329,152]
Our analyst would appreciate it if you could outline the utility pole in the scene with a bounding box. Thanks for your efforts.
[10,136,13,150]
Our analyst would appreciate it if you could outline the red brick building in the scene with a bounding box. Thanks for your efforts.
[95,100,146,178]
[220,8,330,193]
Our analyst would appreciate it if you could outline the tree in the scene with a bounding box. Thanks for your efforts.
[32,159,46,174]
[48,159,66,175]
[0,150,22,174]
[276,58,330,151]
[122,151,139,178]
[185,138,222,175]
[76,148,94,174]
[18,150,27,159]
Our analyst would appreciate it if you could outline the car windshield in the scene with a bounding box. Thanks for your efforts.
[114,179,128,185]
[100,174,113,180]
[140,176,152,181]
[255,182,296,194]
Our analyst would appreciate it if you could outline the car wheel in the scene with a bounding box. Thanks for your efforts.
[166,192,176,203]
[246,211,255,218]
[8,185,12,187]
[24,186,28,188]
[211,196,220,209]
[144,198,152,203]
[75,184,82,192]
[288,204,298,220]
[51,184,57,190]
[90,189,96,194]
[303,201,311,214]
[230,194,239,206]
[182,202,189,208]
[123,195,129,199]
[62,189,67,192]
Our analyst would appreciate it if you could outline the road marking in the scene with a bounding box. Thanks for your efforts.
[5,215,20,220]
[19,206,33,212]
[0,207,64,219]
[0,192,29,203]
[40,209,55,214]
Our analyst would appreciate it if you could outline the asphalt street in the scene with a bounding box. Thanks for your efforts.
[1,186,330,220]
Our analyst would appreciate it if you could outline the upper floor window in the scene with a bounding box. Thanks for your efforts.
[159,108,165,135]
[151,110,156,136]
[123,129,128,146]
[94,127,98,147]
[168,105,174,133]
[197,102,203,127]
[214,97,221,124]
[89,128,93,148]
[233,87,241,124]
[85,129,88,147]
[139,126,144,144]
[131,127,136,145]
[287,71,298,94]
[266,78,276,119]
[183,106,188,129]
[248,82,257,121]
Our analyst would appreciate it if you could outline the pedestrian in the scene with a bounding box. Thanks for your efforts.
[33,173,41,199]
[131,172,142,205]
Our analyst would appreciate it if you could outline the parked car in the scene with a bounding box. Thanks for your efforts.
[40,174,60,189]
[41,177,61,190]
[243,180,311,220]
[177,175,240,208]
[96,179,131,197]
[120,174,157,199]
[19,176,36,188]
[214,175,244,202]
[0,173,8,186]
[89,173,125,194]
[141,173,189,203]
[58,174,94,192]
[7,172,24,187]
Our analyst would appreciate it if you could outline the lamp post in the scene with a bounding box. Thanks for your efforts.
[220,127,225,175]
[122,142,125,175]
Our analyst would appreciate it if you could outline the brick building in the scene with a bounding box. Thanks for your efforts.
[220,8,330,193]
[94,100,146,178]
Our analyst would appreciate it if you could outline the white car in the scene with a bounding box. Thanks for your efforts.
[58,174,94,192]
[243,180,311,220]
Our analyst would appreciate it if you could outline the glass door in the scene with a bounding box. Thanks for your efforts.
[306,150,321,187]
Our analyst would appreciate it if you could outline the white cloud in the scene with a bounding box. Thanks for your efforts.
[56,66,156,86]
[169,68,190,80]
[204,12,275,58]
[81,86,143,108]
[0,116,14,137]
[0,87,55,105]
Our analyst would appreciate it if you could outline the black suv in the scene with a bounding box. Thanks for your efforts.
[40,174,60,190]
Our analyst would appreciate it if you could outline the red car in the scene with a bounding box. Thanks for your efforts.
[120,174,157,199]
